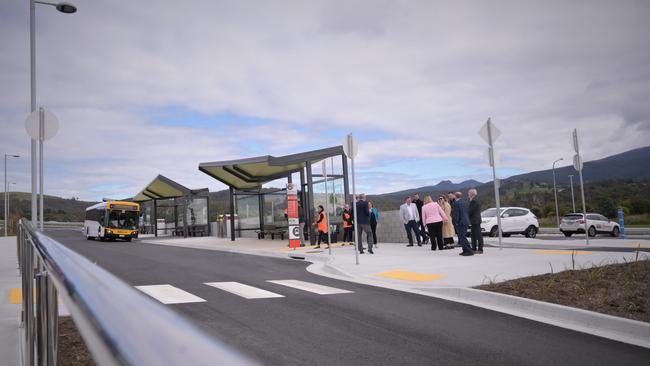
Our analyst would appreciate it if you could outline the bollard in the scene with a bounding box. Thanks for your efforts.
[618,208,625,239]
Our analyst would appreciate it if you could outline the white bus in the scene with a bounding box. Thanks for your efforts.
[85,201,140,241]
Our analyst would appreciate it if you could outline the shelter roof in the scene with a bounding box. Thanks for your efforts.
[133,175,194,201]
[198,146,344,190]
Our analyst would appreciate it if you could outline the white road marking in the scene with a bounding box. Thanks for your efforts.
[267,280,354,295]
[135,284,206,304]
[204,282,285,299]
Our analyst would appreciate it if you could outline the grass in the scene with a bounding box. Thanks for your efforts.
[477,258,650,323]
[58,317,94,365]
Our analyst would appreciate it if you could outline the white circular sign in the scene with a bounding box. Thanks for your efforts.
[25,109,59,141]
[573,154,583,172]
[342,135,358,159]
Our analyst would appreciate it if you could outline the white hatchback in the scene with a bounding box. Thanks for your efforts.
[560,213,620,237]
[479,207,540,238]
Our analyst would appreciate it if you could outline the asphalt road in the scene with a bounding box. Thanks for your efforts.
[48,229,649,366]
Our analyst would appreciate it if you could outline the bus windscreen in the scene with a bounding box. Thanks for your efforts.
[107,210,138,229]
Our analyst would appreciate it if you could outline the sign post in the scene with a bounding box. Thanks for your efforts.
[617,208,625,239]
[343,134,360,265]
[572,128,589,245]
[25,107,58,231]
[479,118,503,250]
[322,160,332,255]
[286,182,301,248]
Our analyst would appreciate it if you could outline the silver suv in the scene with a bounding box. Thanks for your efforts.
[479,207,539,238]
[560,213,620,237]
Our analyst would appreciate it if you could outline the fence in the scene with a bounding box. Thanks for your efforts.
[16,218,255,366]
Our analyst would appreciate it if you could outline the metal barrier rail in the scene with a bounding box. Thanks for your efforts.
[17,219,255,366]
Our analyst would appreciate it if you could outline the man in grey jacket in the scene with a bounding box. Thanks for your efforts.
[400,196,422,247]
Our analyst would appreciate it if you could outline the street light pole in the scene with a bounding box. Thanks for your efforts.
[568,174,576,212]
[29,0,77,229]
[7,183,17,235]
[552,158,563,227]
[4,154,20,236]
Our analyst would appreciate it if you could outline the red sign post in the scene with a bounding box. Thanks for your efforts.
[287,183,301,248]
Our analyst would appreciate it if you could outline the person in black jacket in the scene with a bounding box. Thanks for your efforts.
[452,192,473,256]
[412,193,429,244]
[468,188,484,254]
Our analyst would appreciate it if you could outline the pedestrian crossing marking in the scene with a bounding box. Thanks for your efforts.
[267,280,353,295]
[533,250,593,255]
[376,270,447,282]
[135,284,206,304]
[204,282,284,299]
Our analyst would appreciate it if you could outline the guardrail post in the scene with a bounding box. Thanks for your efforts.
[47,279,58,365]
[36,263,47,366]
[24,236,35,366]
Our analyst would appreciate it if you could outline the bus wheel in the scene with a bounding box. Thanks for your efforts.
[86,236,95,241]
[125,238,132,242]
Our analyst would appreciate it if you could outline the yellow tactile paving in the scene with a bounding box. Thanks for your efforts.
[9,288,37,304]
[533,250,593,255]
[376,270,447,282]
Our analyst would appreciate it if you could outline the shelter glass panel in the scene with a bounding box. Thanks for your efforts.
[236,194,259,230]
[263,192,288,226]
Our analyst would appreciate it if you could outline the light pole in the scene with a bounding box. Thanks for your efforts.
[568,174,576,212]
[30,0,77,229]
[4,154,20,236]
[552,158,563,227]
[6,182,17,236]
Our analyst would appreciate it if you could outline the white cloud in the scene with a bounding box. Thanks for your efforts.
[1,0,649,199]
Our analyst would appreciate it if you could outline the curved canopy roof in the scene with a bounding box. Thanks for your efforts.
[133,175,192,202]
[198,146,344,190]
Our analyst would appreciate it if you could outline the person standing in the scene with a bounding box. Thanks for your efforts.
[468,188,484,254]
[421,196,448,251]
[439,196,455,249]
[341,204,354,245]
[452,192,473,256]
[315,205,329,249]
[355,194,374,254]
[400,196,422,247]
[412,193,429,244]
[369,201,379,247]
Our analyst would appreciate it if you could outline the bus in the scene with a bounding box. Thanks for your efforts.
[84,201,140,241]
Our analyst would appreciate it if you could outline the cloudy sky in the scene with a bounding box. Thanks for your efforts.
[1,0,649,201]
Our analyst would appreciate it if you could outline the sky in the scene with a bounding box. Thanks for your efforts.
[1,0,649,201]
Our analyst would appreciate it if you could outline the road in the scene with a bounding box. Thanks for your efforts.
[48,229,649,366]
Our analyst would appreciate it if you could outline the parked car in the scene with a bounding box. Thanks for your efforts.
[477,207,539,238]
[559,213,620,237]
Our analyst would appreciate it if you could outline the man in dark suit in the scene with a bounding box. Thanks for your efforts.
[452,192,473,256]
[468,188,484,254]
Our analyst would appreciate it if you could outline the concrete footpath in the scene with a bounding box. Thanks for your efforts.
[0,236,20,366]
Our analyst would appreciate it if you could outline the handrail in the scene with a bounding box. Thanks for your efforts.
[17,219,256,366]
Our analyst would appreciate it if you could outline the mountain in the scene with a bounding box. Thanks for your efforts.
[503,146,650,185]
[373,179,483,199]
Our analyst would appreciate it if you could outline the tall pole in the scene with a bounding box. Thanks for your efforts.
[323,161,332,255]
[39,107,45,231]
[552,158,563,227]
[573,128,589,245]
[30,0,38,227]
[568,174,576,212]
[487,119,503,250]
[3,155,6,236]
[347,134,360,264]
[4,154,19,236]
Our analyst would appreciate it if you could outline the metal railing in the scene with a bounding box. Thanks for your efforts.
[17,219,256,366]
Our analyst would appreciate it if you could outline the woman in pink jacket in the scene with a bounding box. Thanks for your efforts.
[421,195,449,251]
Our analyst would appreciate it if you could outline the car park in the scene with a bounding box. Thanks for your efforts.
[559,213,620,237]
[478,207,539,238]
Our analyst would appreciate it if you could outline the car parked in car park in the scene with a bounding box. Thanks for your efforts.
[478,207,539,238]
[559,213,620,237]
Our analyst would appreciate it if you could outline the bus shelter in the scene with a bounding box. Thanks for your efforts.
[199,146,350,245]
[133,175,211,237]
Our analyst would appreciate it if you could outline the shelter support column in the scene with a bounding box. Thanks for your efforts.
[306,161,315,245]
[342,154,350,205]
[229,187,235,241]
[153,199,158,237]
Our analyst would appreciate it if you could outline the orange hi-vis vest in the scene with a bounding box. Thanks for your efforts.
[318,212,328,233]
[343,212,352,228]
